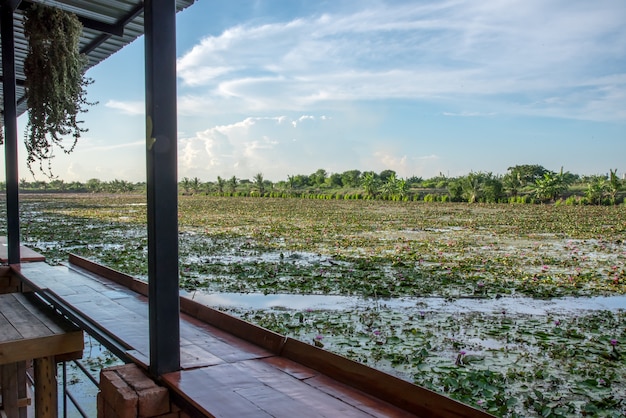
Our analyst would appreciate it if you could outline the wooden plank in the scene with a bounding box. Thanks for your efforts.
[162,366,273,417]
[0,311,22,342]
[13,293,76,334]
[34,356,57,418]
[180,301,286,354]
[305,374,418,418]
[281,338,492,418]
[97,318,149,355]
[68,253,148,296]
[180,343,224,370]
[233,359,377,418]
[0,332,83,365]
[10,263,49,292]
[1,293,52,339]
[0,294,83,365]
[69,256,284,353]
[178,319,273,364]
[234,385,330,418]
[0,237,45,263]
[261,356,317,380]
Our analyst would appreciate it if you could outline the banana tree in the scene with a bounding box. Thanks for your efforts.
[585,176,607,205]
[380,173,399,200]
[216,176,225,194]
[361,172,379,198]
[228,176,238,193]
[607,169,622,205]
[531,168,571,202]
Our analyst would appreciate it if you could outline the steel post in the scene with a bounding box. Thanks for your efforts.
[1,2,21,265]
[144,0,180,376]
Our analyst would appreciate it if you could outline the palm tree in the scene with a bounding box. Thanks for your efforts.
[228,176,238,194]
[180,177,191,194]
[191,177,201,194]
[254,173,265,196]
[287,175,296,190]
[461,172,483,203]
[502,172,523,197]
[216,176,225,195]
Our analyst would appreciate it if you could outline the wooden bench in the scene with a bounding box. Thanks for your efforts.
[0,292,83,417]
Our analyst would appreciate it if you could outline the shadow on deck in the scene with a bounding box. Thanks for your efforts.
[6,254,492,418]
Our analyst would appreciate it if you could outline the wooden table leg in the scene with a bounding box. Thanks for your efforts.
[17,361,28,418]
[1,363,18,417]
[34,356,57,418]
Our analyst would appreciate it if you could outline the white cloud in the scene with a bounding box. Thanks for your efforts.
[177,115,332,180]
[292,115,316,127]
[178,66,234,87]
[105,100,144,115]
[175,0,626,121]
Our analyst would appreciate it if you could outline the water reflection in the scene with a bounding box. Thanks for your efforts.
[181,290,626,314]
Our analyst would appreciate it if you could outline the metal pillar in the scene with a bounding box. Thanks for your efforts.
[1,1,21,265]
[144,0,180,376]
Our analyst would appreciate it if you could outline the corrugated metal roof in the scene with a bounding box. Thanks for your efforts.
[0,0,196,116]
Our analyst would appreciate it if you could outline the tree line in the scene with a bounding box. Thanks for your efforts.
[5,164,625,205]
[183,165,624,205]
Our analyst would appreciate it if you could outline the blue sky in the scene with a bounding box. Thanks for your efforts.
[7,0,626,182]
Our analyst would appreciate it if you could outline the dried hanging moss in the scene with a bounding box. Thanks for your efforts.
[23,4,94,176]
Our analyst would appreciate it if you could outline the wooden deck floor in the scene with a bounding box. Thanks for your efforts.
[0,237,46,263]
[11,258,491,418]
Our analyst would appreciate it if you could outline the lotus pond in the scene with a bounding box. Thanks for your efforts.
[4,194,626,417]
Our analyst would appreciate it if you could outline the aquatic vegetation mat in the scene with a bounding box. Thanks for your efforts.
[3,194,625,416]
[229,305,625,417]
[11,195,626,298]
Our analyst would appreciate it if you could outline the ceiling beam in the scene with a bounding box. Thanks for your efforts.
[80,3,143,55]
[4,0,22,11]
[17,0,124,37]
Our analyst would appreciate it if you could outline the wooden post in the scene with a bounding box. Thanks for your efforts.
[34,356,57,418]
[1,363,19,417]
[17,361,27,418]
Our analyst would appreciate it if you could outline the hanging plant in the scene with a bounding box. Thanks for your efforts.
[23,4,95,176]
